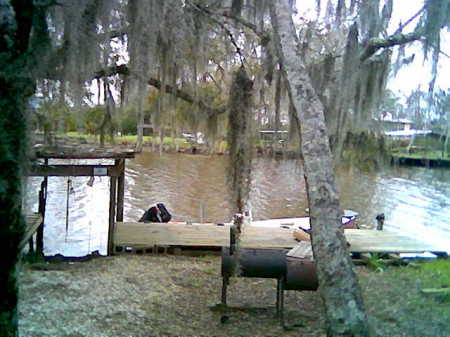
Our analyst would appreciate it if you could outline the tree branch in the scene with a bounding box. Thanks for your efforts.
[187,0,247,67]
[360,28,424,62]
[147,78,226,117]
[186,0,269,41]
[95,65,226,117]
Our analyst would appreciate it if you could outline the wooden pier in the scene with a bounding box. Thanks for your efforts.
[392,155,450,168]
[29,147,448,258]
[29,148,135,255]
[113,222,448,255]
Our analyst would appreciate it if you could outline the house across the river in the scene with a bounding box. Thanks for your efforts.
[376,114,432,138]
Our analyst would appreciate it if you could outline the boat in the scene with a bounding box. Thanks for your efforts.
[248,209,359,232]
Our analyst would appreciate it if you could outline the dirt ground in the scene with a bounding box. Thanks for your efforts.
[18,254,450,337]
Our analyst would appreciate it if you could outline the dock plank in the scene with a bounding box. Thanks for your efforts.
[115,222,229,247]
[114,222,447,254]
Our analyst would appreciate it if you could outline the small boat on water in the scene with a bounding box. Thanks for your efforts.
[248,209,359,231]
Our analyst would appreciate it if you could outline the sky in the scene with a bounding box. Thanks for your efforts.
[297,0,450,100]
[386,1,450,97]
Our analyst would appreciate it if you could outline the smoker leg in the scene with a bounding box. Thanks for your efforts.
[279,279,305,330]
[276,278,282,316]
[279,277,285,327]
[275,278,286,324]
[221,275,229,305]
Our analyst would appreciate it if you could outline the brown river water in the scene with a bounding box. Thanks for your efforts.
[26,152,450,257]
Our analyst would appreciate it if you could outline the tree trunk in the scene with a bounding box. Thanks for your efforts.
[444,123,449,158]
[270,2,369,336]
[274,67,282,150]
[135,95,145,153]
[0,2,36,336]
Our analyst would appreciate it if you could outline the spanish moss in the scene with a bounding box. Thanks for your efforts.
[227,66,253,214]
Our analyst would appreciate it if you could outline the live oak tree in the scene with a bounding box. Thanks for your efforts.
[0,1,49,335]
[269,1,449,335]
[270,1,369,336]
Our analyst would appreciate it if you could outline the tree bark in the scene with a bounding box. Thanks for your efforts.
[0,1,37,336]
[270,2,369,336]
[360,29,424,62]
[135,97,145,153]
[444,121,449,158]
[274,67,282,149]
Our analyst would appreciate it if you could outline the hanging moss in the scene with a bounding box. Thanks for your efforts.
[341,130,389,171]
[227,66,253,214]
[423,0,450,57]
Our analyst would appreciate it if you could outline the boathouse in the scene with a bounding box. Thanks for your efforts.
[28,148,135,255]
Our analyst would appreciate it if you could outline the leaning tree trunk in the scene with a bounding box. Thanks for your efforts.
[0,1,37,336]
[270,2,369,336]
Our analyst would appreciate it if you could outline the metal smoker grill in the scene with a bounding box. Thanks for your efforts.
[220,225,318,327]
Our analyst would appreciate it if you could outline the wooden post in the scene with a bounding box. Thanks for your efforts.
[116,159,125,222]
[376,214,385,231]
[28,237,34,253]
[36,163,48,255]
[107,176,117,255]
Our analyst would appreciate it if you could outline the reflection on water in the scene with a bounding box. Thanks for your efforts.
[26,153,450,256]
[125,153,309,224]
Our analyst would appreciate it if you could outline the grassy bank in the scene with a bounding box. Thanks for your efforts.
[389,135,450,161]
[391,150,449,161]
[360,259,450,337]
[66,132,191,147]
[62,132,228,153]
[41,131,298,156]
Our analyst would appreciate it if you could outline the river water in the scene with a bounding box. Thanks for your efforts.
[25,152,450,257]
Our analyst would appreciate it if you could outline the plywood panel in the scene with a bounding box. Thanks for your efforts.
[20,213,43,250]
[344,229,446,253]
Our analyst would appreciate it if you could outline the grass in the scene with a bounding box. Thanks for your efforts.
[61,131,232,154]
[43,131,290,156]
[64,132,193,148]
[410,259,450,291]
[391,149,449,160]
[389,136,450,160]
[359,259,450,337]
[20,254,450,337]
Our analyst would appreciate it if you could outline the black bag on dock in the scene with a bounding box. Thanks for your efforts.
[139,203,172,223]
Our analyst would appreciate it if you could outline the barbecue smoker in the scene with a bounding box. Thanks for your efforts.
[220,216,319,327]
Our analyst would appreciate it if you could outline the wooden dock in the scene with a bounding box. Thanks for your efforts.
[114,222,448,254]
[30,149,135,255]
[392,155,450,168]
